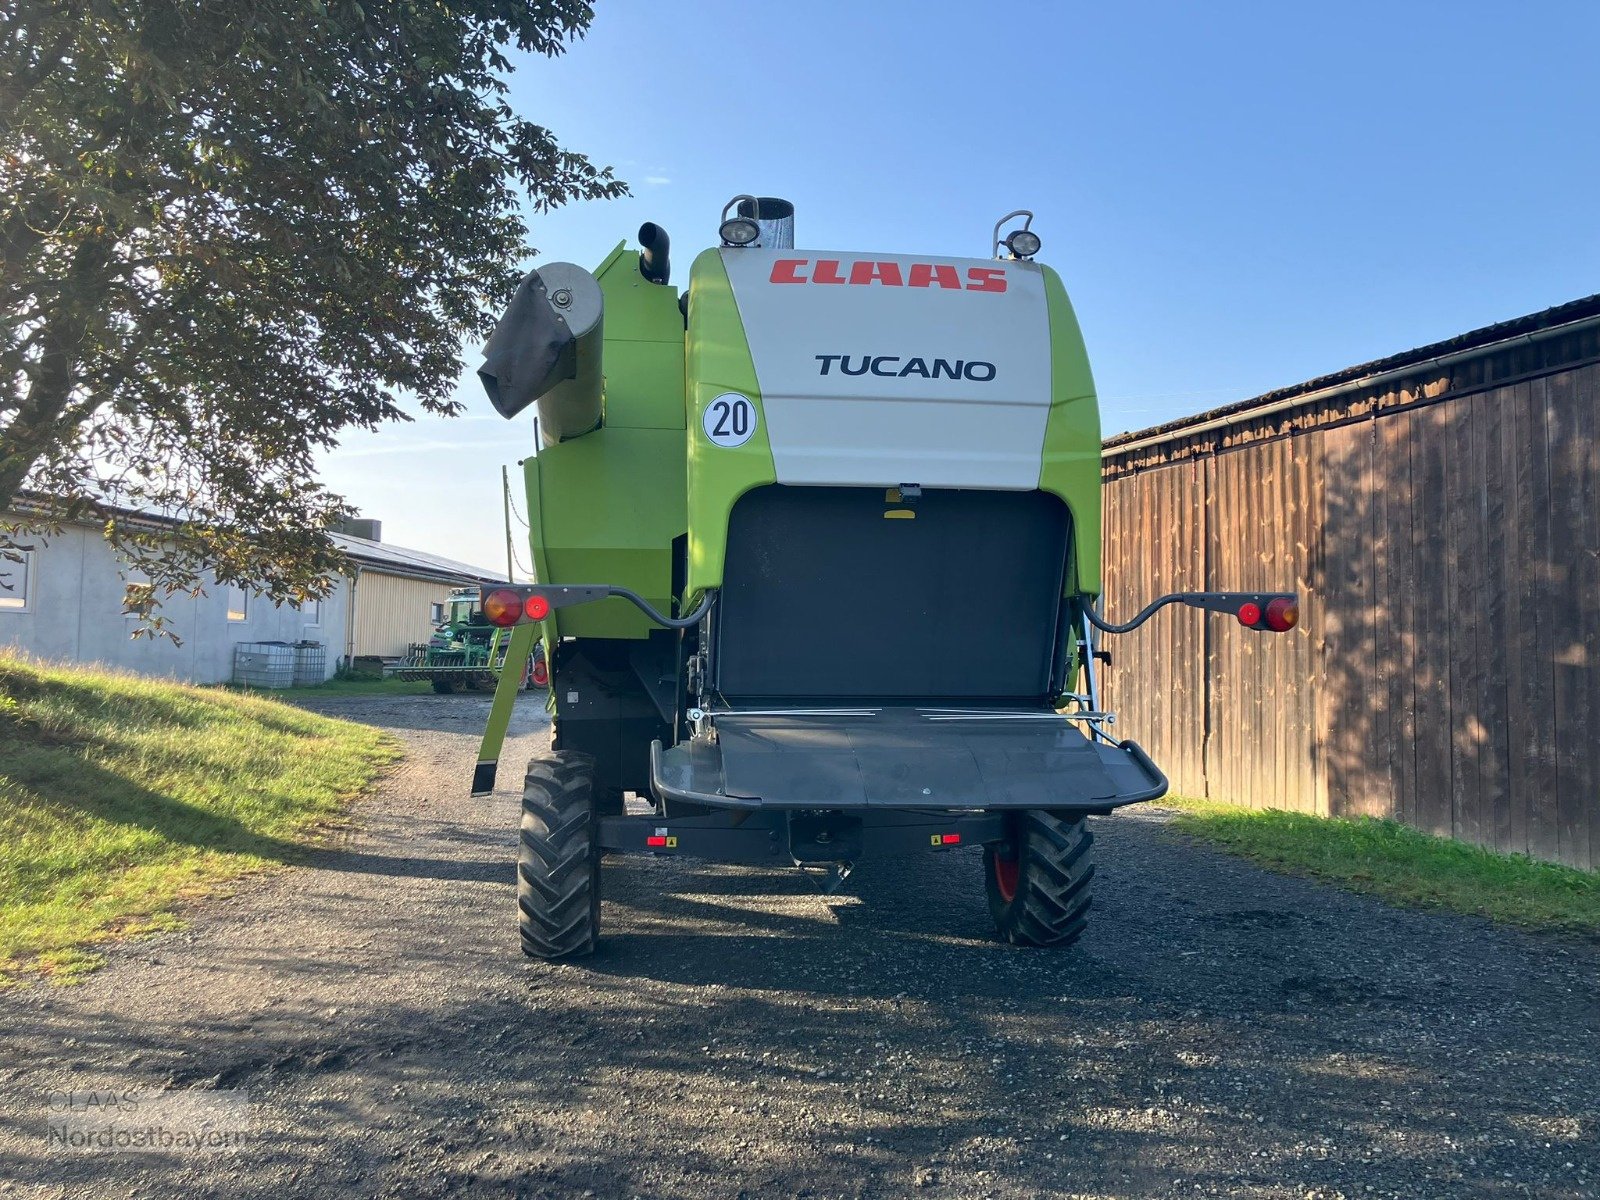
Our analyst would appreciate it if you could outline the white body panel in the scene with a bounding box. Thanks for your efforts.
[720,249,1052,488]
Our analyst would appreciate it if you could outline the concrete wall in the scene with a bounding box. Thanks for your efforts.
[0,522,349,684]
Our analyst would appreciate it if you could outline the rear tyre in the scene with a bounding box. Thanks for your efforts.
[431,677,458,695]
[518,752,600,959]
[983,811,1095,948]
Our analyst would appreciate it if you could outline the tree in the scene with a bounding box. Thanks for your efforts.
[1,0,624,631]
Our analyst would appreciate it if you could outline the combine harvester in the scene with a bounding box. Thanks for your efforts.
[469,197,1298,958]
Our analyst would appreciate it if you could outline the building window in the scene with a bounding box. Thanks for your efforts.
[123,575,154,619]
[227,585,248,622]
[0,551,31,612]
[299,596,322,624]
[430,602,445,624]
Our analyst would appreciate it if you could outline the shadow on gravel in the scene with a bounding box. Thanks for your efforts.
[7,954,1591,1199]
[308,850,510,885]
[292,694,548,739]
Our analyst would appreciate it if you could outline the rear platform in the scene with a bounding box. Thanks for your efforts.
[651,707,1167,813]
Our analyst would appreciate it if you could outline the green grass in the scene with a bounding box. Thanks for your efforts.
[1161,796,1600,935]
[0,654,400,986]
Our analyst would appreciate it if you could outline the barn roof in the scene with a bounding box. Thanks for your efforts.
[6,492,502,586]
[332,533,502,586]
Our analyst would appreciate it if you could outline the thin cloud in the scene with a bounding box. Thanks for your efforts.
[644,175,672,186]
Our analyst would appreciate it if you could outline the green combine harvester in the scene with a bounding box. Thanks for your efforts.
[469,197,1298,958]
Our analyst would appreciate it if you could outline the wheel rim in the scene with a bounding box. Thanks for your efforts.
[994,846,1020,903]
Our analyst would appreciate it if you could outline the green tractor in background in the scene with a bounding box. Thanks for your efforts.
[393,587,545,694]
[467,197,1298,958]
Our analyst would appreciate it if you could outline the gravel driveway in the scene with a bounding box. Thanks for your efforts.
[0,693,1595,1199]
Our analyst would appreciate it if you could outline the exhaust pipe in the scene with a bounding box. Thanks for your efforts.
[736,197,795,249]
[637,222,670,284]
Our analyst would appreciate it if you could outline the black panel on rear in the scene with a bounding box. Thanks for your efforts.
[715,485,1069,700]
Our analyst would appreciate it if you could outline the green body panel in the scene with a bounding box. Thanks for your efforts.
[1037,265,1103,594]
[532,425,685,638]
[683,248,776,596]
[593,241,690,432]
[523,247,688,640]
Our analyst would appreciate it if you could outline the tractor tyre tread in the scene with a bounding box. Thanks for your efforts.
[517,751,600,959]
[984,811,1095,948]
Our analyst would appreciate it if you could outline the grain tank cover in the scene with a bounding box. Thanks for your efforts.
[717,248,1054,489]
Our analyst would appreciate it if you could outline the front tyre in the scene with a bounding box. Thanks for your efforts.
[983,811,1095,948]
[518,752,600,959]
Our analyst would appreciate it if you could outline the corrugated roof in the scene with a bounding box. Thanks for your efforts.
[331,533,504,585]
[7,492,504,585]
[1103,292,1600,451]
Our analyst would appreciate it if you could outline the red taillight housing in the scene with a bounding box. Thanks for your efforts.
[1264,596,1299,632]
[524,593,551,621]
[1236,601,1262,627]
[482,588,523,627]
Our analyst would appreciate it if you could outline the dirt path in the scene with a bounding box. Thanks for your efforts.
[0,694,1596,1199]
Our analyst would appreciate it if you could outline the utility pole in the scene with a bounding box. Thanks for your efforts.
[502,465,515,582]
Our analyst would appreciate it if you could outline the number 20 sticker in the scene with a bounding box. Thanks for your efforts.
[702,393,757,448]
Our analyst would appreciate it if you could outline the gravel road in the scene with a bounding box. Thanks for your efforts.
[1,694,1596,1199]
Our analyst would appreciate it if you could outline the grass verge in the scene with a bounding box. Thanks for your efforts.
[1160,796,1600,935]
[1,654,400,986]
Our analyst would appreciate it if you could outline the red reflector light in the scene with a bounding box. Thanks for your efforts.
[1265,597,1299,632]
[1237,602,1262,627]
[482,588,523,627]
[646,835,668,848]
[524,593,551,621]
[941,833,961,845]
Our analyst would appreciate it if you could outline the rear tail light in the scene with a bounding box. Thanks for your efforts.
[1236,601,1262,627]
[525,594,551,621]
[1264,596,1299,632]
[482,588,524,627]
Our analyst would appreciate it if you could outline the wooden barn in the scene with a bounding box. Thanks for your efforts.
[1100,294,1600,870]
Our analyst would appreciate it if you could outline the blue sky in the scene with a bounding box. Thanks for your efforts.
[320,0,1600,574]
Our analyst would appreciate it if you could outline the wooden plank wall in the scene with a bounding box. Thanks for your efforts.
[1101,357,1600,870]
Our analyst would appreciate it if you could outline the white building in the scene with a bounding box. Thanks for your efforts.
[0,510,502,685]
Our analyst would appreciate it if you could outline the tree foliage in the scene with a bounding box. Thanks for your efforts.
[1,0,623,631]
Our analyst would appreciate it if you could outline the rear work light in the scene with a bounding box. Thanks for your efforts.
[1264,596,1299,632]
[482,588,524,627]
